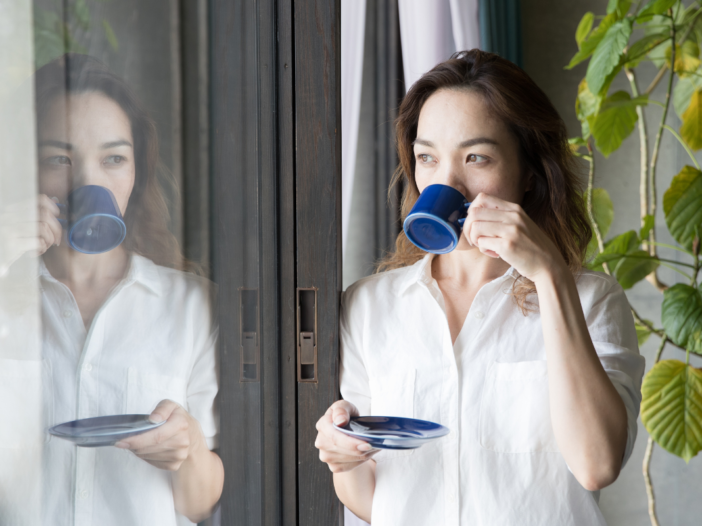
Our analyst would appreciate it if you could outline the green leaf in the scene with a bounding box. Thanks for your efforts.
[681,89,702,150]
[586,19,633,95]
[102,19,119,51]
[664,165,702,250]
[589,230,658,288]
[641,360,702,462]
[576,78,601,122]
[585,188,615,259]
[662,284,702,353]
[640,214,655,240]
[73,0,90,30]
[576,12,595,47]
[635,319,654,346]
[566,13,618,70]
[637,0,678,21]
[673,72,702,118]
[613,249,660,288]
[592,91,639,156]
[667,41,701,76]
[608,0,632,17]
[624,33,670,67]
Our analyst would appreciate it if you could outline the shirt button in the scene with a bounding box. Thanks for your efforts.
[83,363,92,372]
[79,490,89,499]
[63,309,72,318]
[474,310,484,319]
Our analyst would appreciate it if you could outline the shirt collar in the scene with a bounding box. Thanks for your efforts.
[396,253,519,296]
[38,253,163,297]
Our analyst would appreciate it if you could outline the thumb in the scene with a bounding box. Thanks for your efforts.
[148,399,178,424]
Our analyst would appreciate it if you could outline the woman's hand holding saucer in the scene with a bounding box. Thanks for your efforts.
[315,400,378,473]
[115,400,205,472]
[463,192,567,284]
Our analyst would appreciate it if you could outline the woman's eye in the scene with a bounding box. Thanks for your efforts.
[105,155,126,165]
[467,154,487,164]
[417,154,435,163]
[44,156,71,166]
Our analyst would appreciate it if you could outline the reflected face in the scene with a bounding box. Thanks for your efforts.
[413,89,529,204]
[37,91,136,215]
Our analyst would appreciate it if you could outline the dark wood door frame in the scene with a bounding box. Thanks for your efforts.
[210,0,341,524]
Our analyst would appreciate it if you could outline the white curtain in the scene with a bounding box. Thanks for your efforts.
[341,0,367,257]
[398,0,480,91]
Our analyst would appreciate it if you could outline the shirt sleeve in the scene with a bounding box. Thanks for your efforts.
[185,281,219,451]
[580,273,646,469]
[339,285,372,416]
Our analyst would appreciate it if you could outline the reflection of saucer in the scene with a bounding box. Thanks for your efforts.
[49,414,166,448]
[333,416,450,450]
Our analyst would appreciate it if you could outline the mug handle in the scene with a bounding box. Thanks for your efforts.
[457,202,471,226]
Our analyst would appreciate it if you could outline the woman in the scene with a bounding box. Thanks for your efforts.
[13,54,221,525]
[315,50,644,525]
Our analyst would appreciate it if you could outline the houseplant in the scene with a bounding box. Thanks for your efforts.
[567,1,702,524]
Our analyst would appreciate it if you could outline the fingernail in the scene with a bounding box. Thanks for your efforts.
[114,441,129,449]
[357,443,372,452]
[51,196,59,203]
[149,414,164,424]
[333,418,346,426]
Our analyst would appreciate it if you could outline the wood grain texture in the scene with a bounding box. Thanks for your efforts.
[211,0,264,524]
[294,0,342,524]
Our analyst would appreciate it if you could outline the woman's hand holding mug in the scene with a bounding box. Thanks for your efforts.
[0,195,62,275]
[315,400,378,473]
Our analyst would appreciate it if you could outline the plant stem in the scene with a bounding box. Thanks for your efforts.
[643,336,668,526]
[629,307,686,351]
[586,141,610,275]
[662,124,701,169]
[626,68,651,241]
[643,7,702,95]
[645,18,676,292]
[649,241,694,256]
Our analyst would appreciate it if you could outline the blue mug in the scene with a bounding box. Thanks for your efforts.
[58,185,127,254]
[403,184,471,254]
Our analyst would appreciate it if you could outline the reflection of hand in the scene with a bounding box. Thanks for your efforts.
[462,192,567,285]
[115,400,204,472]
[315,400,377,473]
[0,195,62,274]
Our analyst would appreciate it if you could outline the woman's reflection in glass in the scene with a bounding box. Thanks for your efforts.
[33,54,222,525]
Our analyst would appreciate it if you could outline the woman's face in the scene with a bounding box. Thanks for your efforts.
[37,91,136,215]
[413,88,529,207]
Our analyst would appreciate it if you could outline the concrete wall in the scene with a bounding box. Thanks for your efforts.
[522,1,702,524]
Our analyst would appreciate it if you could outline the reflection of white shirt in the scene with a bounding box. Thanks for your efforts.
[33,254,217,526]
[340,255,645,526]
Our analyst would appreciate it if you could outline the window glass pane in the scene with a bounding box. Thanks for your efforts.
[1,1,226,525]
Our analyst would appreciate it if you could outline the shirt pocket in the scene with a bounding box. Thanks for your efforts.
[368,369,416,460]
[0,358,53,448]
[125,367,188,415]
[478,360,559,453]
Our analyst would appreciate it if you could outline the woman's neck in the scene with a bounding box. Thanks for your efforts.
[43,244,130,288]
[431,245,510,289]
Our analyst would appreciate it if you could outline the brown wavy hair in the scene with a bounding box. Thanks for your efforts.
[377,49,591,312]
[34,54,188,271]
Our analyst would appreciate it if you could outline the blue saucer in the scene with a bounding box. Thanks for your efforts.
[49,414,166,447]
[334,416,450,450]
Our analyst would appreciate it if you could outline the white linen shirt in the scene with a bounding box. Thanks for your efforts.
[2,255,218,526]
[340,255,645,526]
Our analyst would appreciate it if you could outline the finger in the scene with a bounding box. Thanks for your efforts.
[470,192,520,211]
[468,221,512,247]
[330,429,372,454]
[36,222,58,252]
[330,400,358,425]
[38,194,61,216]
[116,414,186,450]
[475,236,503,259]
[149,399,181,424]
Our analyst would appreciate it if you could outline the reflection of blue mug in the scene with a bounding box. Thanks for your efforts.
[403,184,471,254]
[58,185,127,254]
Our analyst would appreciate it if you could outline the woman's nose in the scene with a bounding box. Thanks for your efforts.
[71,160,100,189]
[436,162,465,192]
